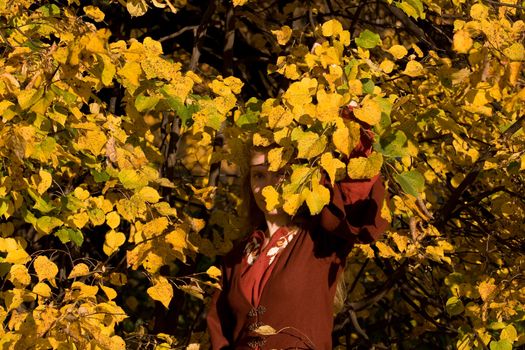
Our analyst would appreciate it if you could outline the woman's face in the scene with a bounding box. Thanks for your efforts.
[250,151,285,215]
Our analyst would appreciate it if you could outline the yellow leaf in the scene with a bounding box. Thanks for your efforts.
[388,44,408,60]
[379,59,395,73]
[138,186,161,203]
[84,5,105,22]
[100,54,116,86]
[34,255,58,283]
[166,227,187,251]
[68,263,90,279]
[37,169,52,195]
[333,120,360,157]
[147,276,173,308]
[284,63,301,80]
[32,282,52,298]
[5,248,30,264]
[272,25,292,45]
[267,105,293,129]
[70,281,99,299]
[503,43,525,61]
[509,62,522,86]
[100,284,117,300]
[8,264,31,288]
[118,169,148,190]
[262,186,280,212]
[36,216,63,234]
[478,280,496,302]
[223,76,243,94]
[316,90,343,123]
[292,129,327,159]
[453,30,473,54]
[206,266,221,280]
[210,79,233,96]
[470,3,489,20]
[353,97,382,125]
[126,0,148,16]
[73,187,90,200]
[347,152,383,179]
[500,325,517,342]
[253,132,273,147]
[111,336,126,350]
[283,77,317,108]
[375,241,398,258]
[391,232,408,252]
[17,89,42,110]
[348,79,363,95]
[320,153,345,184]
[71,211,90,229]
[403,60,424,77]
[339,30,351,46]
[76,130,107,156]
[283,193,303,215]
[322,19,343,37]
[232,0,249,5]
[267,147,285,172]
[103,230,126,256]
[106,211,121,229]
[154,202,178,217]
[119,61,142,90]
[303,182,330,215]
[142,217,169,237]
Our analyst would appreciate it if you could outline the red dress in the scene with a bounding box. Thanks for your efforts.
[206,175,388,349]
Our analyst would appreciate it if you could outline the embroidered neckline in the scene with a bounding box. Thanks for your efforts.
[243,228,298,266]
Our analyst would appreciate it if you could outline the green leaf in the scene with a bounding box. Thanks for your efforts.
[445,296,464,316]
[489,340,512,350]
[118,169,148,190]
[55,228,84,247]
[236,98,261,127]
[395,0,425,19]
[378,130,407,158]
[135,94,160,112]
[161,88,199,125]
[394,170,425,197]
[37,4,61,16]
[91,169,110,183]
[355,30,381,49]
[50,85,77,105]
[361,78,375,94]
[27,188,55,214]
[69,229,85,247]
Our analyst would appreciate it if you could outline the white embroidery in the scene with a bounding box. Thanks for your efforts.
[244,237,261,266]
[244,228,298,266]
[266,230,297,265]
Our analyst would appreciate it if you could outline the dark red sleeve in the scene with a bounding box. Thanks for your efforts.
[320,174,388,244]
[319,127,388,244]
[206,264,233,350]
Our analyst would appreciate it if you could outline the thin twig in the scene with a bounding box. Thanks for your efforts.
[159,25,198,43]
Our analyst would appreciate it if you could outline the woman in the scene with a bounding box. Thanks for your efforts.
[207,131,388,349]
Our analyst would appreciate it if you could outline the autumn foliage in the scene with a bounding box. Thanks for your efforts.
[0,0,524,349]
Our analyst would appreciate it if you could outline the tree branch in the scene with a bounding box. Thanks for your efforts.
[189,0,217,71]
